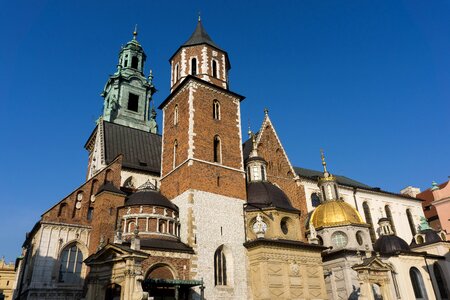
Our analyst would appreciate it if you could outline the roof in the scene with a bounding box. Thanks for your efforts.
[310,200,366,229]
[103,121,161,173]
[183,20,223,51]
[96,181,126,196]
[373,235,410,254]
[246,181,299,212]
[137,238,194,253]
[158,75,245,109]
[295,167,372,189]
[125,190,178,211]
[417,181,448,203]
[244,238,326,251]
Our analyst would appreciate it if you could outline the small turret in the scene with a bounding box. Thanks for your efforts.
[245,130,267,182]
[317,150,340,202]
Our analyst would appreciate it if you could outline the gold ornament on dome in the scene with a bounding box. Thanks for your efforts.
[310,200,366,229]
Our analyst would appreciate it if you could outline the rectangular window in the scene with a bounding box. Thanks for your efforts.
[127,93,139,112]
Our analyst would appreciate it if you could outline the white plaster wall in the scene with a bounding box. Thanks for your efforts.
[303,180,425,243]
[120,169,160,189]
[172,190,248,300]
[28,223,90,289]
[388,255,437,300]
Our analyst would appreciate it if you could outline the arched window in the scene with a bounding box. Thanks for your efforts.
[385,205,396,234]
[214,246,227,285]
[59,244,84,284]
[105,169,113,183]
[362,202,376,243]
[407,209,417,236]
[191,58,197,75]
[174,105,179,125]
[174,64,179,82]
[311,193,321,207]
[212,60,218,78]
[433,263,449,299]
[213,135,221,163]
[131,56,139,69]
[173,140,178,168]
[410,267,428,299]
[260,165,266,181]
[213,100,220,120]
[58,203,67,217]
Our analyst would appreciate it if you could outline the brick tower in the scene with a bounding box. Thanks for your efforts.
[159,18,248,299]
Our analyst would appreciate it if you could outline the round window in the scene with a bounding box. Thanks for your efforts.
[280,218,289,235]
[356,231,364,245]
[331,231,348,248]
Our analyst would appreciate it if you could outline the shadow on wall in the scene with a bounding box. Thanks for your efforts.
[15,246,85,300]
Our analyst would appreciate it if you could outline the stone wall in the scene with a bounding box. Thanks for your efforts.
[172,190,248,300]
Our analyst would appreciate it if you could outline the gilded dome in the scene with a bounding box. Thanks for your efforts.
[310,200,365,229]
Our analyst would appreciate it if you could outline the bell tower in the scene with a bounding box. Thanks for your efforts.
[101,27,157,133]
[158,19,248,299]
[159,19,246,200]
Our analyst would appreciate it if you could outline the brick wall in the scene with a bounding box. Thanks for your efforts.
[41,156,125,254]
[257,122,308,238]
[161,80,246,200]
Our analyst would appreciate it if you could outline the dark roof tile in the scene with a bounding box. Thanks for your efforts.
[103,121,161,174]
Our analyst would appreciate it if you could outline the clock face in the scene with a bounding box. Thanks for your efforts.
[252,219,267,234]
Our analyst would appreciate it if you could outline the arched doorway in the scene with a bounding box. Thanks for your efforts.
[146,265,176,300]
[105,283,121,300]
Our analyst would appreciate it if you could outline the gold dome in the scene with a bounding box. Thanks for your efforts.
[310,200,365,229]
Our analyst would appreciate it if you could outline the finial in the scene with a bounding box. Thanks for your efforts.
[320,149,328,174]
[148,69,153,82]
[198,11,201,22]
[264,108,269,115]
[133,24,138,40]
[431,181,439,191]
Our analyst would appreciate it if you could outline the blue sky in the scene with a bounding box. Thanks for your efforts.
[0,1,449,261]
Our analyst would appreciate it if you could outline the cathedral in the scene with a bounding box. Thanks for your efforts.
[13,19,450,300]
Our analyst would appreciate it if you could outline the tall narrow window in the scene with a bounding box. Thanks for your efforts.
[127,93,139,112]
[407,209,417,236]
[212,60,218,78]
[213,100,220,120]
[174,105,179,125]
[58,203,67,217]
[173,140,178,168]
[124,55,128,67]
[260,165,266,181]
[191,58,197,75]
[410,267,428,299]
[214,246,227,286]
[362,202,376,243]
[311,193,321,208]
[213,135,221,163]
[174,64,179,82]
[87,207,94,221]
[59,244,84,284]
[385,205,396,234]
[433,263,449,299]
[131,56,139,69]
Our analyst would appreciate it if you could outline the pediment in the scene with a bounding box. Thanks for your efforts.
[352,256,392,272]
[85,243,148,265]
